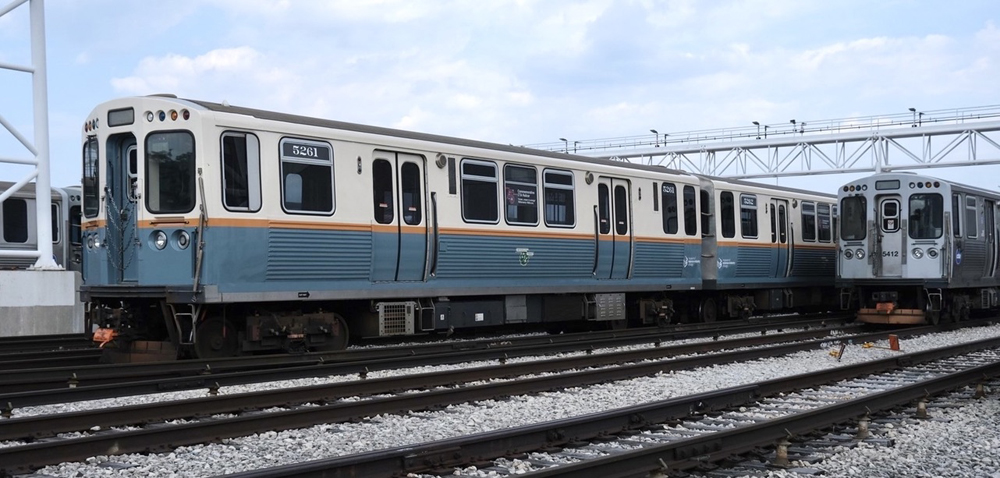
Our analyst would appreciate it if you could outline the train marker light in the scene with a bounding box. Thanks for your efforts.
[146,111,154,122]
[170,110,178,121]
[153,230,168,250]
[182,109,190,120]
[844,249,854,259]
[177,230,191,249]
[928,248,939,258]
[158,110,166,121]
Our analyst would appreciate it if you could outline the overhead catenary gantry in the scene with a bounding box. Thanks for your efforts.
[530,105,1000,180]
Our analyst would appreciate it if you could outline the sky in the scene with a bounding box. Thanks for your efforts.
[1,0,999,191]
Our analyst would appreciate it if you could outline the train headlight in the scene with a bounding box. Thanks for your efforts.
[928,248,939,258]
[153,230,168,250]
[844,249,854,259]
[176,230,191,250]
[912,248,924,259]
[855,249,866,259]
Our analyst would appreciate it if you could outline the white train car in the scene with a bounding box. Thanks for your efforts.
[837,172,1000,323]
[0,181,81,271]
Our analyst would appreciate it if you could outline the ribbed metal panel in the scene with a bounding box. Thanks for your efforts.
[791,249,836,277]
[632,242,685,278]
[436,235,592,279]
[266,229,371,281]
[735,247,771,278]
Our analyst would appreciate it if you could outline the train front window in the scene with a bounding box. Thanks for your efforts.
[908,194,942,239]
[83,137,99,218]
[840,196,867,241]
[146,131,196,214]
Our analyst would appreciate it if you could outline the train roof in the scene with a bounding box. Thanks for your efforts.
[699,175,837,200]
[0,181,71,199]
[180,97,694,178]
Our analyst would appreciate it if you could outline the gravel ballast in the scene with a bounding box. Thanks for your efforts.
[29,325,1000,477]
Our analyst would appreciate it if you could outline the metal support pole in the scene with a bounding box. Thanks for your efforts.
[29,0,57,269]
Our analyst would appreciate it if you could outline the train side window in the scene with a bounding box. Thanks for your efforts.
[543,169,575,227]
[720,192,735,238]
[661,183,678,234]
[770,204,777,243]
[82,137,100,218]
[966,196,978,238]
[740,194,758,239]
[279,137,334,215]
[51,204,60,244]
[818,204,832,242]
[221,132,262,212]
[69,205,81,245]
[372,159,394,224]
[952,194,961,237]
[778,204,787,243]
[700,190,711,236]
[598,184,611,234]
[401,162,422,226]
[504,164,538,226]
[461,159,499,223]
[2,199,29,243]
[683,185,697,236]
[802,202,817,241]
[614,184,628,235]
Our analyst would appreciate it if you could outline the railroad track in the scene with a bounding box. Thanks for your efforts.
[0,315,854,397]
[216,338,1000,478]
[0,320,964,474]
[0,333,93,354]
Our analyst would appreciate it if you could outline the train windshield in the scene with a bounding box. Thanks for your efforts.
[83,137,100,218]
[840,196,867,241]
[145,132,196,214]
[909,193,943,239]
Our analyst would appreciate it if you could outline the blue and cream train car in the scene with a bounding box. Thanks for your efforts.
[79,95,836,359]
[696,177,838,321]
[837,172,1000,324]
[0,181,82,271]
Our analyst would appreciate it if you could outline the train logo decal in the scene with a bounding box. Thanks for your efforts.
[683,256,701,268]
[955,248,962,265]
[717,258,736,269]
[516,247,535,266]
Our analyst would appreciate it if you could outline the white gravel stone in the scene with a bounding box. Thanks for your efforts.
[32,324,1000,477]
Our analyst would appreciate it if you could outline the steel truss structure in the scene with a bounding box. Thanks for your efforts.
[0,0,57,269]
[531,106,1000,180]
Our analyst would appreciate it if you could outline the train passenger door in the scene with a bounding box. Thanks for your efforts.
[371,152,427,282]
[106,134,139,283]
[769,198,790,277]
[594,177,632,279]
[876,196,903,277]
[985,200,997,278]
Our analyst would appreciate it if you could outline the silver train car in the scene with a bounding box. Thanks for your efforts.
[79,95,837,359]
[837,172,1000,324]
[0,181,82,271]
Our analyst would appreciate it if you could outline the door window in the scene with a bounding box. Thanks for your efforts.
[881,200,900,233]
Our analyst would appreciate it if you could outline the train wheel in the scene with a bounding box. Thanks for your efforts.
[313,313,350,352]
[195,317,240,359]
[699,298,717,323]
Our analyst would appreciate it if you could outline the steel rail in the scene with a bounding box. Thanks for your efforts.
[214,336,1000,478]
[0,325,963,473]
